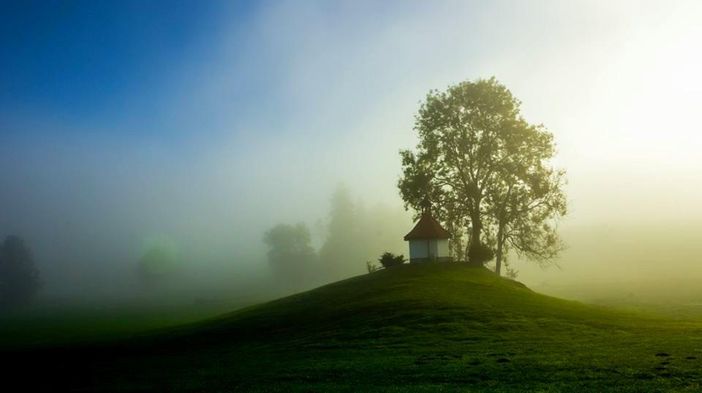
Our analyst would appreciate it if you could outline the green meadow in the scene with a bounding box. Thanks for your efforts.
[6,263,702,392]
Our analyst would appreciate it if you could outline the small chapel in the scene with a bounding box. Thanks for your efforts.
[403,203,452,263]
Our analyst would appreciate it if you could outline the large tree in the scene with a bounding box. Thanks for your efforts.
[399,77,566,271]
[485,120,567,275]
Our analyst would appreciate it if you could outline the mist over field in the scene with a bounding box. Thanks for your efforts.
[2,0,702,311]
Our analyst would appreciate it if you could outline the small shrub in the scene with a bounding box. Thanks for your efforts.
[378,252,406,269]
[468,243,494,265]
[366,260,380,273]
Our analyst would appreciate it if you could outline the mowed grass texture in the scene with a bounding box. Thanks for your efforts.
[8,263,702,392]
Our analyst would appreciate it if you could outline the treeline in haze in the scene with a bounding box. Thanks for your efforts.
[1,185,410,311]
[128,184,410,303]
[264,185,408,293]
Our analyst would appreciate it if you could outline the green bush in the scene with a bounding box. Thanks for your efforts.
[378,252,406,269]
[468,243,494,265]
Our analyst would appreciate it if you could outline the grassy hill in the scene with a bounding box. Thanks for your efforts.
[9,263,702,392]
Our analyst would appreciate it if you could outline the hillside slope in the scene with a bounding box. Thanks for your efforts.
[181,263,623,343]
[12,263,702,392]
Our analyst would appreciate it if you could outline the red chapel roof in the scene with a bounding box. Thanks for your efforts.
[403,212,451,241]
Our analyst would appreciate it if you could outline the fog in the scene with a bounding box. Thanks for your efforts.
[2,0,702,310]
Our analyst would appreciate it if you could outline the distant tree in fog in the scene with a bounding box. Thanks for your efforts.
[319,186,363,278]
[263,223,319,288]
[366,260,380,273]
[262,187,408,288]
[319,185,408,280]
[137,246,178,286]
[0,235,41,308]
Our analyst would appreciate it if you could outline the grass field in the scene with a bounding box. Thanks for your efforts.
[0,300,240,349]
[6,263,702,392]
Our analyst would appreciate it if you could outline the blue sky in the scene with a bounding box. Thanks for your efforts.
[1,1,251,135]
[0,0,429,141]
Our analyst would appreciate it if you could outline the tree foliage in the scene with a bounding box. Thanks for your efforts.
[263,223,319,288]
[319,185,407,280]
[263,186,408,290]
[399,77,566,273]
[486,134,567,274]
[319,185,361,279]
[0,235,40,308]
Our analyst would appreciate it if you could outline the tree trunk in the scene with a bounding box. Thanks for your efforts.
[495,228,504,276]
[467,210,483,265]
